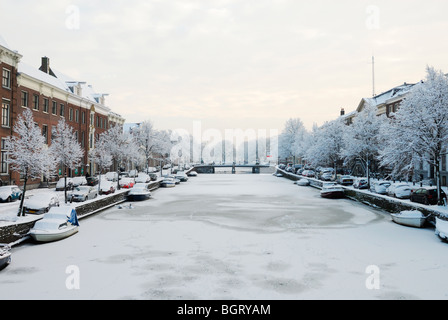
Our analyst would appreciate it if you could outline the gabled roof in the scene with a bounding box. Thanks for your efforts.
[357,83,417,113]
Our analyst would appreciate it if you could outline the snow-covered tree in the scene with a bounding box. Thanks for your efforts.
[379,66,448,203]
[279,118,307,163]
[342,100,385,185]
[102,124,133,190]
[5,109,55,216]
[89,135,113,193]
[50,118,84,203]
[305,119,346,173]
[132,121,159,172]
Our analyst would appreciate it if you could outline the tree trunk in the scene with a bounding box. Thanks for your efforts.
[18,175,28,217]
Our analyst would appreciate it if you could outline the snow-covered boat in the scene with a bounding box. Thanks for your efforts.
[127,183,151,201]
[160,177,176,188]
[320,183,345,199]
[435,217,448,242]
[29,207,79,243]
[391,210,427,228]
[296,179,310,186]
[0,245,11,270]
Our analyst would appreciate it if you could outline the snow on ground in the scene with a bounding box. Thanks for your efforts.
[0,173,447,300]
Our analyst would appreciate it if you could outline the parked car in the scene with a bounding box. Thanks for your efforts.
[70,186,98,202]
[319,170,334,181]
[135,173,150,183]
[0,185,22,203]
[119,177,135,189]
[337,175,354,186]
[72,176,87,187]
[369,181,391,195]
[410,187,447,205]
[23,194,60,215]
[55,178,73,191]
[86,176,99,186]
[175,171,189,182]
[105,172,118,181]
[387,183,412,199]
[302,170,315,178]
[353,178,369,189]
[98,180,116,195]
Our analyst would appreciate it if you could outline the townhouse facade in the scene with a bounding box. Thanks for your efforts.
[341,81,446,185]
[0,37,125,188]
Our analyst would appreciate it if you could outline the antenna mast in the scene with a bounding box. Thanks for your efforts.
[372,56,376,97]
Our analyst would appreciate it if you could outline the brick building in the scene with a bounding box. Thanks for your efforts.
[0,37,125,188]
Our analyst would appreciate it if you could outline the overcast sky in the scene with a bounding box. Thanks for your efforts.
[2,0,448,134]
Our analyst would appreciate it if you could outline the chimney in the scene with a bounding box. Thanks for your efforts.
[40,56,50,74]
[340,108,345,116]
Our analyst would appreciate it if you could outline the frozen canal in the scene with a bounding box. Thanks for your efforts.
[1,173,448,300]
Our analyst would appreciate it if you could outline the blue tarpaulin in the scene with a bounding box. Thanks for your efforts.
[68,209,79,226]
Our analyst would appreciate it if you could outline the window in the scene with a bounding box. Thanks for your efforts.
[89,133,93,149]
[60,104,65,117]
[1,139,7,174]
[43,98,49,113]
[2,102,10,127]
[82,111,85,124]
[33,95,39,111]
[21,91,28,108]
[75,110,79,123]
[69,108,73,121]
[2,69,11,89]
[42,125,48,145]
[52,101,57,115]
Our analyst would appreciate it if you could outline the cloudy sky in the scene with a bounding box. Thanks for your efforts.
[2,0,448,134]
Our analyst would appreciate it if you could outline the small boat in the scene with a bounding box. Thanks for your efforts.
[435,217,448,241]
[320,183,345,199]
[160,177,176,188]
[127,183,151,201]
[391,210,427,228]
[0,245,11,270]
[29,207,79,243]
[296,179,310,186]
[187,171,198,177]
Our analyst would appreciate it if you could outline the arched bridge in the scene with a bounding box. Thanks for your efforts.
[192,164,272,174]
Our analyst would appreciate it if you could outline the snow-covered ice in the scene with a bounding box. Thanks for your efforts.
[0,173,447,300]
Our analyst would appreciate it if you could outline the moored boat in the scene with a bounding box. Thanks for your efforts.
[320,183,345,199]
[29,207,79,243]
[296,178,310,186]
[391,211,427,228]
[0,245,11,270]
[127,183,152,201]
[435,217,448,242]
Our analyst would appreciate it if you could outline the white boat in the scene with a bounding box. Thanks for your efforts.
[160,177,176,188]
[127,183,151,201]
[0,245,11,270]
[435,217,448,241]
[391,211,427,228]
[320,184,345,199]
[296,178,310,186]
[29,207,79,243]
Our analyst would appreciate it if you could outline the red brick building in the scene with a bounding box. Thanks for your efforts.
[0,37,125,188]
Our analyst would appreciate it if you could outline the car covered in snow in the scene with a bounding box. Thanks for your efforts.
[369,181,391,195]
[70,186,98,202]
[119,177,135,189]
[135,173,151,183]
[353,178,369,189]
[23,193,60,215]
[72,176,87,187]
[55,178,73,191]
[387,183,412,199]
[337,175,354,186]
[98,180,116,195]
[0,185,22,203]
[105,172,118,182]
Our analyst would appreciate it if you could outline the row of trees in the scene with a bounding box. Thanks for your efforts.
[279,66,448,204]
[6,109,172,216]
